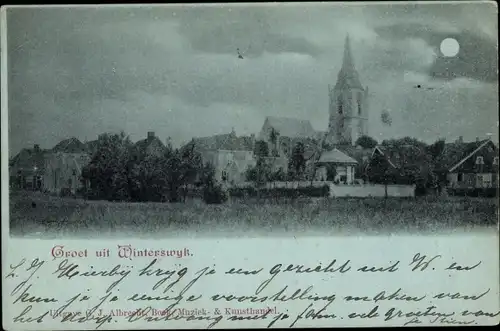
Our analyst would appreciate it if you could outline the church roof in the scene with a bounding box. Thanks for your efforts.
[317,148,358,164]
[264,116,316,138]
[334,35,364,90]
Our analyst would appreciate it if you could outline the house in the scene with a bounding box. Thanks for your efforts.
[192,129,256,184]
[436,137,499,194]
[9,144,48,190]
[336,145,375,183]
[259,116,317,155]
[52,137,87,153]
[314,148,358,184]
[133,131,167,158]
[44,152,91,195]
[84,139,100,156]
[43,137,91,195]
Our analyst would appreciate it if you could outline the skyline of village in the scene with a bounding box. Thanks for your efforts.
[6,3,499,157]
[5,4,499,241]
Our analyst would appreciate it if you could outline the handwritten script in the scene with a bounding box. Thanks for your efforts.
[4,244,499,329]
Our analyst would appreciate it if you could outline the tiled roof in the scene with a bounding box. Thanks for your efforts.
[436,139,498,173]
[134,136,167,154]
[374,141,429,169]
[337,145,374,164]
[265,116,316,138]
[192,132,253,151]
[9,147,48,174]
[52,137,87,153]
[317,148,358,164]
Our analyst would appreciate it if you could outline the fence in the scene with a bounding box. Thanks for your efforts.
[329,184,415,198]
[234,181,416,198]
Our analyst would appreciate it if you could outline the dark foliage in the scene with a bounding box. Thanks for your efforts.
[356,135,378,149]
[254,140,269,158]
[288,142,307,179]
[81,132,204,203]
[228,185,330,198]
[200,162,228,204]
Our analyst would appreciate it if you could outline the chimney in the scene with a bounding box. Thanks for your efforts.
[476,137,480,142]
[457,136,463,144]
[147,131,155,141]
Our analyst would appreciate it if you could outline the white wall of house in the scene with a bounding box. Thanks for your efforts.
[234,181,415,197]
[329,184,415,197]
[447,172,498,188]
[201,150,256,185]
[315,164,356,184]
[44,153,90,194]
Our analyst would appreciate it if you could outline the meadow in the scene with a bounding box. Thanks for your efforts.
[8,190,498,239]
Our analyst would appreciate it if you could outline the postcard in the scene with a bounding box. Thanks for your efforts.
[2,2,499,330]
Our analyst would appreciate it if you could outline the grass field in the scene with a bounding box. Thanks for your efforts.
[8,190,499,238]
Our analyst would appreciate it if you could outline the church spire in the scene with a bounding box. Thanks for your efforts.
[342,34,355,71]
[335,34,363,90]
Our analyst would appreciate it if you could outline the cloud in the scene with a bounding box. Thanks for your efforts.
[5,3,498,157]
[374,21,498,83]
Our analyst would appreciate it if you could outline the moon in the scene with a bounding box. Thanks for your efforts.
[440,38,460,57]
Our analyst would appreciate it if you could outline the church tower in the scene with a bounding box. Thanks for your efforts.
[327,35,369,146]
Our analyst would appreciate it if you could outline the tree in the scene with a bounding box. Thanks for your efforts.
[288,142,306,180]
[200,162,227,204]
[176,141,203,202]
[269,128,280,157]
[367,151,396,198]
[426,139,446,160]
[356,135,378,149]
[254,140,269,158]
[245,159,272,187]
[81,131,134,201]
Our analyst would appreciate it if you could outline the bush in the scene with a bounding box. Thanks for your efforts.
[228,185,330,198]
[59,188,73,198]
[448,188,498,198]
[203,185,228,204]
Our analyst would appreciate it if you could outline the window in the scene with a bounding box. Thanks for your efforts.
[337,96,343,115]
[477,174,484,187]
[493,157,499,165]
[221,171,228,182]
[476,156,484,165]
[457,173,463,182]
[357,92,363,116]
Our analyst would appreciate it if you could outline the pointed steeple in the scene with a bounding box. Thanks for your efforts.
[342,34,355,71]
[335,34,363,90]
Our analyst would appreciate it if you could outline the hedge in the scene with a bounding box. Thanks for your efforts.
[447,188,498,198]
[228,185,330,198]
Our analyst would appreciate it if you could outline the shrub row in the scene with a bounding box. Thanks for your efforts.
[447,188,498,198]
[228,185,330,198]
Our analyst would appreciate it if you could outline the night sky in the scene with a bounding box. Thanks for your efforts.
[5,2,498,157]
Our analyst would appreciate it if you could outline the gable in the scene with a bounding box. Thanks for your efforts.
[448,140,498,173]
[52,137,87,153]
